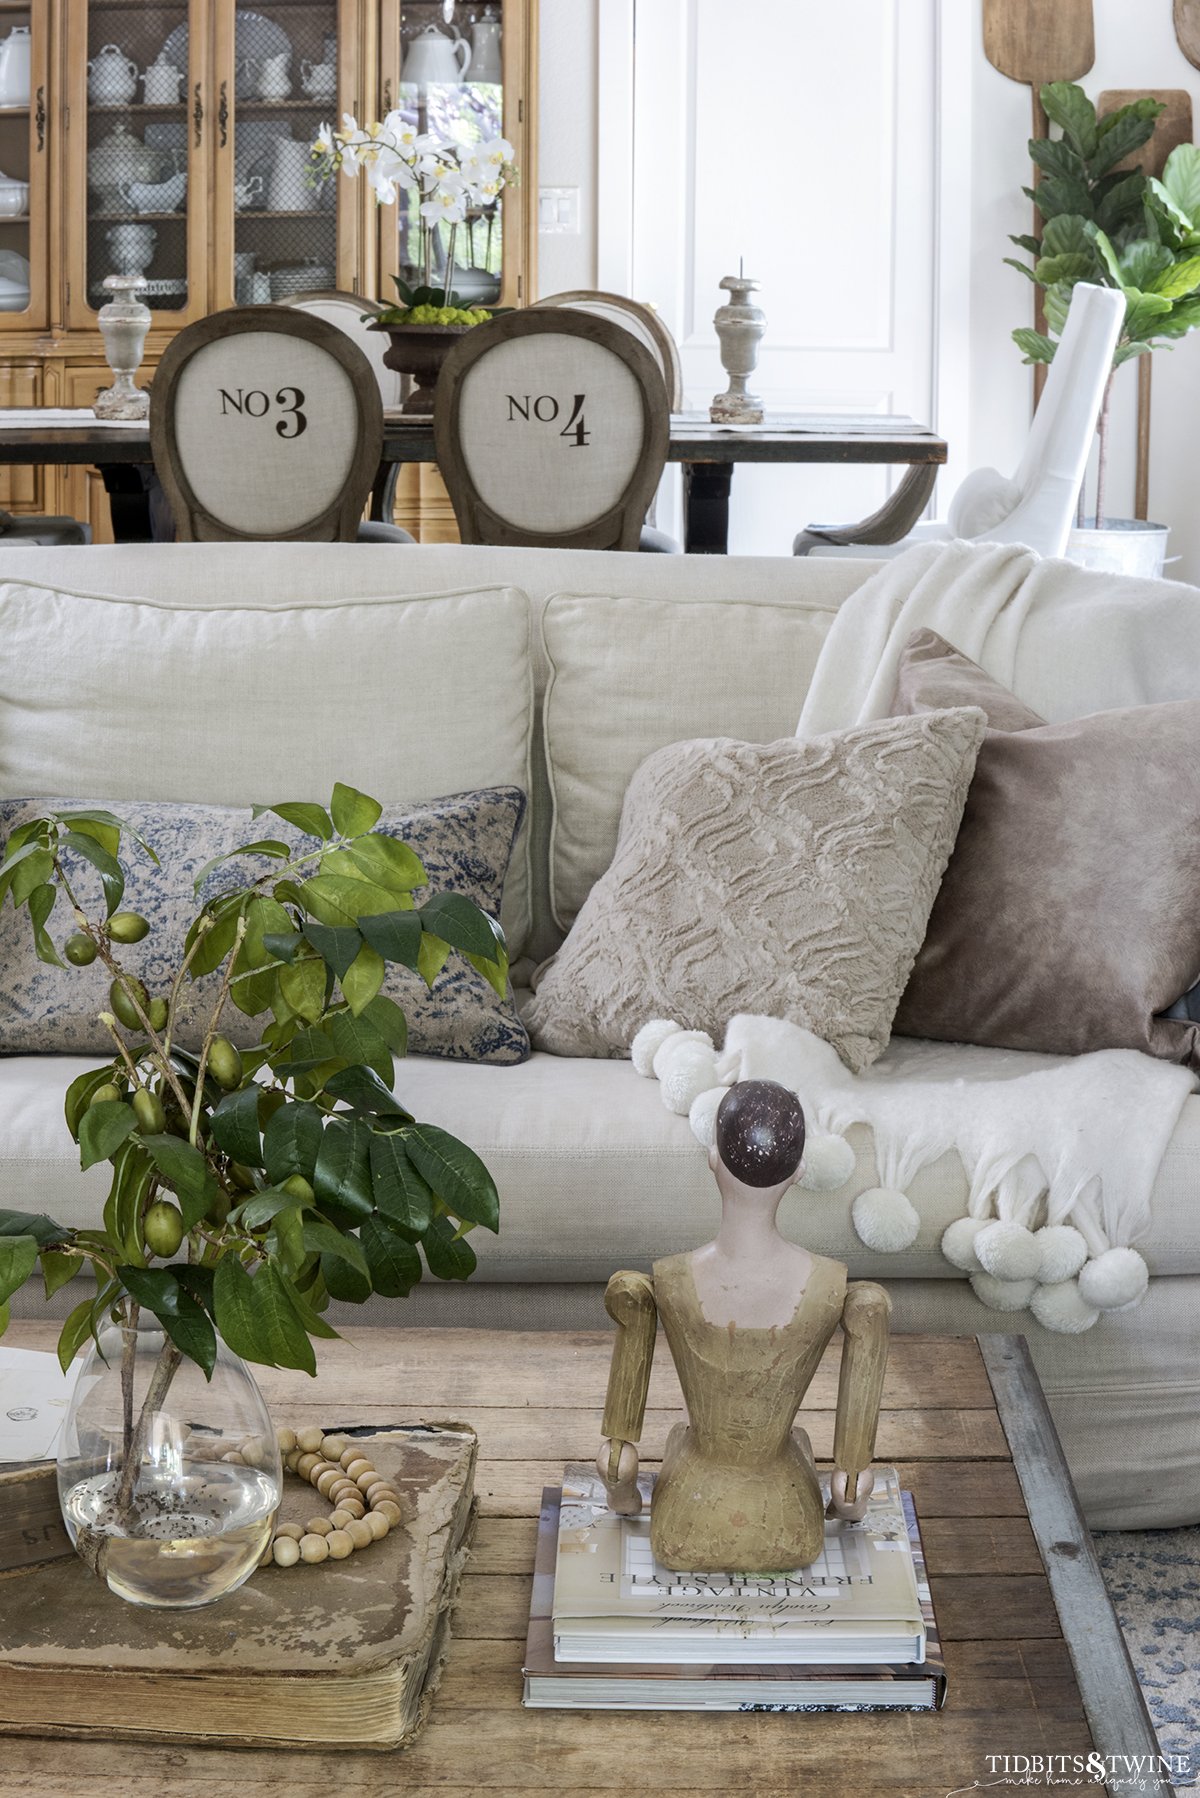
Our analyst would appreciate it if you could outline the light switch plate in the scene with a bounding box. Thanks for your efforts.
[538,186,580,234]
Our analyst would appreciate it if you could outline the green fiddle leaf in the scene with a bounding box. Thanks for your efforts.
[313,1118,374,1220]
[300,873,401,925]
[301,1219,369,1280]
[60,830,125,918]
[1151,255,1200,299]
[418,891,502,962]
[330,782,383,837]
[0,1235,38,1305]
[1012,327,1057,365]
[369,1132,432,1239]
[263,1101,324,1185]
[253,801,333,841]
[210,1085,265,1167]
[302,919,363,978]
[27,883,65,967]
[1160,142,1200,228]
[422,1214,478,1282]
[359,909,423,971]
[341,942,386,1015]
[78,1099,137,1171]
[416,931,450,989]
[213,1254,316,1374]
[362,994,409,1056]
[326,1009,394,1084]
[56,1295,97,1373]
[405,1124,499,1233]
[361,1216,421,1297]
[1040,81,1098,160]
[323,1063,408,1117]
[40,1247,78,1300]
[343,834,425,894]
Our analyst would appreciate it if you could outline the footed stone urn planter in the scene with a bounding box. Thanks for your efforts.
[371,321,473,417]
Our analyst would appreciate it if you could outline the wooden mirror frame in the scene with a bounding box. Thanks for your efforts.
[432,309,671,552]
[149,307,385,543]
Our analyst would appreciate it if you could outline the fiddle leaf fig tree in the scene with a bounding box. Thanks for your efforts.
[0,784,503,1400]
[1006,83,1200,527]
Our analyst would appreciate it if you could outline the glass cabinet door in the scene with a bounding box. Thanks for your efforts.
[212,0,362,308]
[66,0,211,329]
[0,0,50,328]
[378,0,528,312]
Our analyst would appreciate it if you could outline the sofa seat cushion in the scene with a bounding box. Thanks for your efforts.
[9,1051,1200,1281]
[0,579,535,957]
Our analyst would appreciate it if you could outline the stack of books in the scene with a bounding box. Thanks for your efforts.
[523,1463,946,1712]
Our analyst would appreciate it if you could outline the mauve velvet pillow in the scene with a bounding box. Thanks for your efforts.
[889,628,1200,1069]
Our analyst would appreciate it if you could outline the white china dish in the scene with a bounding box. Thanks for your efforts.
[0,177,29,218]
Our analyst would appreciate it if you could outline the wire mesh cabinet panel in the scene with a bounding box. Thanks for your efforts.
[211,0,364,308]
[0,3,50,330]
[65,0,213,329]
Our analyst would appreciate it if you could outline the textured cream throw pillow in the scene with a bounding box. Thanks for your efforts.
[524,707,986,1071]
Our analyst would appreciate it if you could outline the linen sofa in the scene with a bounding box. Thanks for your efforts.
[1,541,1197,1532]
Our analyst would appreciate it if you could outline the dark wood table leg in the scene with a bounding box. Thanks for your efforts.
[369,461,402,526]
[682,460,734,554]
[100,465,156,543]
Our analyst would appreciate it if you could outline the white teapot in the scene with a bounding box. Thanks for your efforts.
[0,26,31,107]
[401,25,470,86]
[142,58,183,105]
[88,44,138,105]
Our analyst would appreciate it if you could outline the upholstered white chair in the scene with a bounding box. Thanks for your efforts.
[531,290,682,550]
[794,282,1127,559]
[433,309,670,552]
[150,306,413,543]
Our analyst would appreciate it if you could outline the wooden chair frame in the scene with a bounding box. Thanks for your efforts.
[432,310,670,553]
[531,289,684,409]
[149,307,385,543]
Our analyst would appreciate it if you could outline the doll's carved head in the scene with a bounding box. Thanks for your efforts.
[714,1081,806,1187]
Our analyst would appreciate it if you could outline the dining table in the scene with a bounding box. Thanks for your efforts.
[0,408,947,554]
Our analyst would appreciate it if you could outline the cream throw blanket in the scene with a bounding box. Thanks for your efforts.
[637,541,1198,1336]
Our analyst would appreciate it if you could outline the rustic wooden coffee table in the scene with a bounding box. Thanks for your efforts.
[4,1325,1167,1797]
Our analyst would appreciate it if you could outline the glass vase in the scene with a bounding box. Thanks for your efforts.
[56,1319,282,1609]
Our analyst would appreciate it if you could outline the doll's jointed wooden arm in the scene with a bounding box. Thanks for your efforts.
[832,1280,892,1503]
[596,1269,657,1516]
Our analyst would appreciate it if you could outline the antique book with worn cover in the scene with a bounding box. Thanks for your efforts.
[550,1463,927,1666]
[0,1424,477,1751]
[526,1485,946,1711]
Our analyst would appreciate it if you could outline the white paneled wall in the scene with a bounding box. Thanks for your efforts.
[538,0,1200,577]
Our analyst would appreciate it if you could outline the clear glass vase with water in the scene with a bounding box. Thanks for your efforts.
[56,1320,282,1609]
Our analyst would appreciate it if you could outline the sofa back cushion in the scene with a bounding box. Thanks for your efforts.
[0,580,535,956]
[540,592,839,931]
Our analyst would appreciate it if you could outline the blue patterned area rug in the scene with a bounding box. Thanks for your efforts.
[1094,1526,1200,1784]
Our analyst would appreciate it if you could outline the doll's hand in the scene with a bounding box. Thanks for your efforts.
[827,1468,874,1521]
[596,1438,642,1515]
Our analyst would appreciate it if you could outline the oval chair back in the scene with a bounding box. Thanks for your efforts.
[149,306,384,541]
[531,290,682,409]
[433,309,670,551]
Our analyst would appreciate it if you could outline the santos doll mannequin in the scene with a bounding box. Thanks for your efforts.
[596,1079,891,1571]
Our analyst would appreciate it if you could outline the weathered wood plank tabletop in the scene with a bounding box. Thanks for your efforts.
[0,1325,1165,1798]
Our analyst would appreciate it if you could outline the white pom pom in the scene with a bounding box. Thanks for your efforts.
[941,1215,990,1274]
[975,1220,1043,1282]
[660,1042,721,1115]
[798,1132,855,1193]
[1036,1224,1089,1285]
[688,1086,729,1151]
[851,1187,920,1253]
[651,1028,712,1082]
[970,1271,1037,1312]
[1031,1278,1100,1334]
[631,1019,683,1077]
[1077,1247,1149,1312]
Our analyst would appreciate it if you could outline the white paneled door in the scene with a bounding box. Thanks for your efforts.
[604,0,948,554]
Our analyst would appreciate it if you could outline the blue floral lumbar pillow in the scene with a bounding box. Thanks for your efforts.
[0,787,529,1065]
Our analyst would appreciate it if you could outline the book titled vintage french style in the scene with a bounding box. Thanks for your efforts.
[525,1485,946,1711]
[551,1463,927,1666]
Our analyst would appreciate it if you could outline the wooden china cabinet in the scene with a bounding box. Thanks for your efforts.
[0,0,536,540]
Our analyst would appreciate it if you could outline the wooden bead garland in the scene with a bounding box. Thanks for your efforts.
[248,1428,411,1571]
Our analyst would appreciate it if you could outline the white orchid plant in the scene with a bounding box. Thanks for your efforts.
[311,113,517,325]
